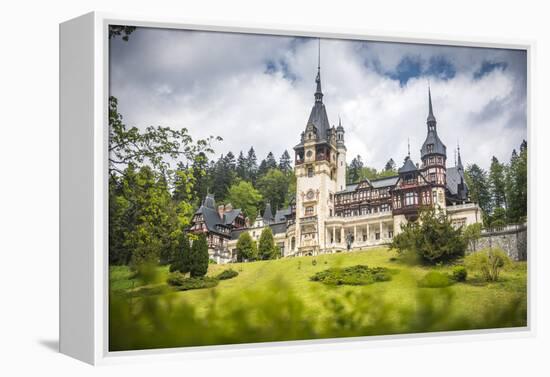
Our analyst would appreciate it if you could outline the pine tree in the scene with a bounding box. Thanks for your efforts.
[189,234,209,277]
[505,141,527,223]
[465,164,492,225]
[384,158,396,172]
[489,156,507,209]
[225,151,236,172]
[236,151,247,180]
[246,147,258,183]
[279,150,292,172]
[258,227,278,260]
[348,155,364,183]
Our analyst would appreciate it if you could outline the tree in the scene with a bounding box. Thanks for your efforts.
[257,169,290,211]
[384,158,396,172]
[258,152,278,178]
[348,155,364,183]
[236,151,247,180]
[170,233,191,273]
[189,234,209,277]
[258,227,278,260]
[109,25,137,41]
[465,164,492,224]
[279,150,293,172]
[226,181,263,221]
[489,156,507,209]
[108,96,219,176]
[246,147,258,183]
[505,141,527,223]
[236,232,258,262]
[225,151,236,172]
[462,223,482,252]
[211,154,236,201]
[390,207,466,264]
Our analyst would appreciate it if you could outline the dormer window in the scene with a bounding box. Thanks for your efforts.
[427,144,434,153]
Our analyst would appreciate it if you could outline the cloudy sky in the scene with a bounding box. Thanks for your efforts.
[109,27,527,171]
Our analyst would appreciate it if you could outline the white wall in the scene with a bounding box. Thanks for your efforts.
[1,0,547,376]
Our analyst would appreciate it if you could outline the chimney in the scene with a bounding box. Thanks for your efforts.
[218,204,225,219]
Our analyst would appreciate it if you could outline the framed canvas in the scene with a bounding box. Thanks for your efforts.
[60,12,534,365]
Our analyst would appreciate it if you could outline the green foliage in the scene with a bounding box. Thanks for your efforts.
[217,269,239,280]
[462,223,482,251]
[417,271,453,288]
[226,180,263,220]
[451,266,468,282]
[464,248,511,282]
[465,163,492,225]
[236,232,258,262]
[169,233,191,273]
[258,227,278,260]
[310,265,391,286]
[505,141,527,223]
[189,234,209,277]
[167,273,219,291]
[390,208,466,264]
[257,169,291,212]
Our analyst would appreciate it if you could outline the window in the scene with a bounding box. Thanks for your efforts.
[429,172,436,183]
[307,167,313,177]
[375,232,380,240]
[305,206,314,216]
[427,144,434,153]
[404,192,418,206]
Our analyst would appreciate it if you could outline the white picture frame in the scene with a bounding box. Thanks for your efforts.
[59,11,535,365]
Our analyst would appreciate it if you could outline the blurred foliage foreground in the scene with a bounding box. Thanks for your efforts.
[109,265,526,351]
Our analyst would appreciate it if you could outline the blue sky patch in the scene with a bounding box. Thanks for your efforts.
[474,61,508,79]
[426,56,456,80]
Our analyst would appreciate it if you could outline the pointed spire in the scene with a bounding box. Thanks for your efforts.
[314,38,323,103]
[407,137,411,157]
[457,140,463,170]
[427,84,437,126]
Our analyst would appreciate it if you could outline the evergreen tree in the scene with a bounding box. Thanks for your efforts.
[236,151,247,180]
[489,156,507,209]
[258,227,278,260]
[259,152,278,178]
[465,164,492,224]
[279,150,292,172]
[170,233,191,273]
[189,234,209,277]
[246,147,258,183]
[505,141,527,223]
[384,158,396,172]
[348,155,364,183]
[211,154,235,201]
[225,151,236,172]
[236,232,258,262]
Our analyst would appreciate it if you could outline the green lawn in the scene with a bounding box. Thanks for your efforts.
[109,247,527,351]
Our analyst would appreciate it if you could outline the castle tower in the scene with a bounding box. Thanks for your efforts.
[420,87,447,210]
[293,40,343,256]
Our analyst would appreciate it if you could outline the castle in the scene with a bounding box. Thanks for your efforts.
[189,55,482,263]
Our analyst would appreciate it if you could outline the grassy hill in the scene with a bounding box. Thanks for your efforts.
[109,247,527,351]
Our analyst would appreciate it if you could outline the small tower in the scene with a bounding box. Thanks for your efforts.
[420,86,447,210]
[336,117,347,191]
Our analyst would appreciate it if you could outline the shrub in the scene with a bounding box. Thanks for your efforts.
[170,233,191,273]
[209,258,217,264]
[189,234,209,277]
[417,271,453,288]
[258,227,278,260]
[167,273,219,291]
[217,269,239,280]
[310,265,391,286]
[236,232,258,262]
[390,207,466,264]
[451,266,468,282]
[464,248,511,282]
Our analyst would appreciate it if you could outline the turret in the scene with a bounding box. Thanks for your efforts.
[420,87,447,187]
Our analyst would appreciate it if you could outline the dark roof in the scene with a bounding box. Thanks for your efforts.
[421,130,447,158]
[336,175,398,194]
[274,207,292,222]
[447,166,468,200]
[306,102,331,141]
[262,202,274,223]
[229,221,287,240]
[193,195,243,236]
[398,157,418,174]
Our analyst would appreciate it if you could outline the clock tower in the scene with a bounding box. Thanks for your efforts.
[293,43,345,256]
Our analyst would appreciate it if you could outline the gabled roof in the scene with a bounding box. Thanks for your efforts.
[398,157,418,174]
[193,195,243,236]
[274,207,292,222]
[336,175,398,194]
[447,166,468,200]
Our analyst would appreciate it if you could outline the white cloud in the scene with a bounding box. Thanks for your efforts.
[110,28,527,171]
